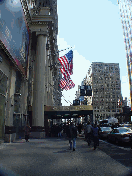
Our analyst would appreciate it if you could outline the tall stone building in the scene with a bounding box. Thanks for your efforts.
[0,0,61,141]
[87,62,122,122]
[21,0,61,137]
[0,1,30,141]
[118,0,132,111]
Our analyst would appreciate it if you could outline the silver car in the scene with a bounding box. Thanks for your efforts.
[99,127,112,138]
[107,127,132,144]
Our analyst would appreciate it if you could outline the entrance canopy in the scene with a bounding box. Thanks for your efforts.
[44,105,93,119]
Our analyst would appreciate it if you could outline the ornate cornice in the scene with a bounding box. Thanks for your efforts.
[31,15,53,23]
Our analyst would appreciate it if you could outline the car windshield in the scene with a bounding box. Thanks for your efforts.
[118,128,132,133]
[100,127,112,131]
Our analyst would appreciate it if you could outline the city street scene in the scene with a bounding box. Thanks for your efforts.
[0,0,132,175]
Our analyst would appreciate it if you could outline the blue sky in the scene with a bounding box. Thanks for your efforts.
[57,0,130,106]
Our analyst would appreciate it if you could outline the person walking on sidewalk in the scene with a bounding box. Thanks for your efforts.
[69,122,77,151]
[86,121,92,146]
[24,123,31,142]
[66,123,72,148]
[58,124,62,138]
[78,123,82,134]
[92,123,99,150]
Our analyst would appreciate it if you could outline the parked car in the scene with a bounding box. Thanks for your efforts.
[107,127,132,145]
[121,124,132,130]
[99,127,112,139]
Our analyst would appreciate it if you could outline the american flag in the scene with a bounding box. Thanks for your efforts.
[58,50,75,90]
[60,77,67,89]
[58,50,73,76]
[60,77,75,90]
[60,68,70,80]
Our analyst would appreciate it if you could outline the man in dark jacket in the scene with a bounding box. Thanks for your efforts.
[92,123,99,150]
[69,122,77,151]
[78,123,82,134]
[86,121,92,146]
[66,123,72,148]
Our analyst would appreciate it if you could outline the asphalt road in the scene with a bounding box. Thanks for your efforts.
[0,137,132,176]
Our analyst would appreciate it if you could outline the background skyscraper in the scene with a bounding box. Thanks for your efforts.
[118,0,132,110]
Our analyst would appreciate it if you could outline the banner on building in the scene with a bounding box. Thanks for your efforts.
[0,0,29,76]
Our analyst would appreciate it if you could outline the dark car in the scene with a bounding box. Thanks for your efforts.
[107,127,132,145]
[99,127,112,139]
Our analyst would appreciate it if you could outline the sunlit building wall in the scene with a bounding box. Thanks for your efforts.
[118,0,132,110]
[87,62,122,122]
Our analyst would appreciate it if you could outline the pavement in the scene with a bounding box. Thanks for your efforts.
[0,135,132,176]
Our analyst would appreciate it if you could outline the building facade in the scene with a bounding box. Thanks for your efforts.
[76,62,122,123]
[0,0,62,141]
[0,1,29,141]
[88,62,122,122]
[118,0,132,111]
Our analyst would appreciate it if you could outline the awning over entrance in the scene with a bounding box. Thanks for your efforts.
[44,105,93,119]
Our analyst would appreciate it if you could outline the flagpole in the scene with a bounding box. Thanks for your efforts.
[57,47,73,53]
[47,47,73,56]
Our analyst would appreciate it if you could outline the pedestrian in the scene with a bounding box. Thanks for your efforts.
[54,124,58,137]
[86,121,92,146]
[51,125,54,137]
[63,123,66,137]
[58,124,62,138]
[66,123,72,147]
[92,123,99,150]
[69,122,77,151]
[78,123,82,134]
[84,125,87,141]
[24,123,31,142]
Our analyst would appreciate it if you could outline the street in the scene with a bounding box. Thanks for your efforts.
[0,136,132,176]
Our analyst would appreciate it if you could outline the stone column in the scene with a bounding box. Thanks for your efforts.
[32,32,47,138]
[48,53,51,105]
[47,50,50,105]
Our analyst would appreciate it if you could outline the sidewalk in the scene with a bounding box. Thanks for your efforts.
[0,137,131,176]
